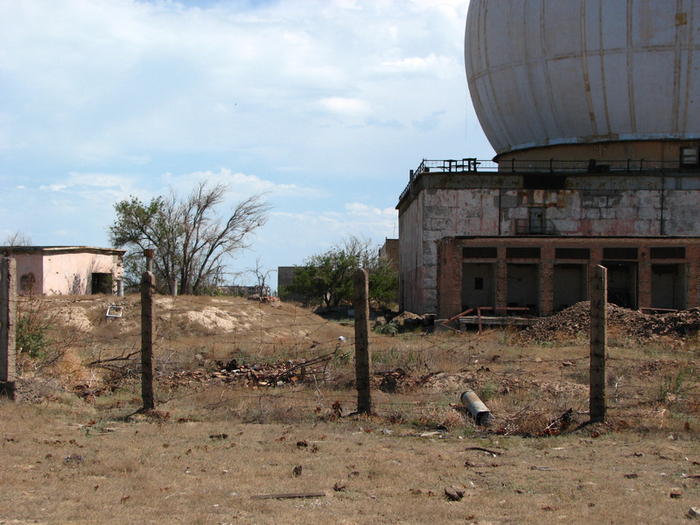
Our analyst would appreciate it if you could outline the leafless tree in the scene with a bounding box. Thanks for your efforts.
[110,181,270,295]
[3,230,33,246]
[248,257,276,296]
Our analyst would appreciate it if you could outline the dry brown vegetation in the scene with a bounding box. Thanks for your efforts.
[3,295,700,524]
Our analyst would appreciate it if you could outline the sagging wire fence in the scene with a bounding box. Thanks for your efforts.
[3,260,699,434]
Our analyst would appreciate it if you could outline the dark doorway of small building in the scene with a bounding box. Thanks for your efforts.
[507,263,539,315]
[462,263,495,311]
[92,273,112,294]
[553,264,588,311]
[602,262,637,309]
[651,264,686,310]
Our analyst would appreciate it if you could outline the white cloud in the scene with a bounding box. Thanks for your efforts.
[162,168,326,199]
[0,0,488,278]
[319,97,370,116]
[39,184,67,192]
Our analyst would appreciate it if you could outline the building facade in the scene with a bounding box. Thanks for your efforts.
[396,1,700,318]
[0,246,125,295]
[397,160,700,317]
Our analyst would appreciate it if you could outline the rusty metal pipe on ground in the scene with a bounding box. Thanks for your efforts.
[460,390,492,426]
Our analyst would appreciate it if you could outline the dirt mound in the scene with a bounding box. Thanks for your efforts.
[519,301,700,343]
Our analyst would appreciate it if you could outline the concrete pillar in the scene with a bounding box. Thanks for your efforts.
[436,238,461,318]
[0,257,17,399]
[141,271,155,410]
[590,265,607,423]
[496,246,508,311]
[353,269,372,415]
[539,244,555,316]
[687,245,700,308]
[589,245,604,301]
[638,245,651,309]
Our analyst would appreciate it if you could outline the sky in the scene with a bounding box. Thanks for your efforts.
[0,0,495,287]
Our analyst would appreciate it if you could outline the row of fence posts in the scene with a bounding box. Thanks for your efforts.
[0,256,607,426]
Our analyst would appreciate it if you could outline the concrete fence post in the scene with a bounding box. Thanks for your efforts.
[0,257,17,399]
[590,265,607,423]
[353,268,372,414]
[141,270,155,410]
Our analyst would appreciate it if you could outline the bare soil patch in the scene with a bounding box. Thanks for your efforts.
[3,295,700,524]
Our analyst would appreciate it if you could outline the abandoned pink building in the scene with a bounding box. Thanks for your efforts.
[0,246,125,295]
[398,1,700,319]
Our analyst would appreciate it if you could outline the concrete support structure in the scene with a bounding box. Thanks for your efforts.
[434,236,700,319]
[0,257,17,398]
[398,167,700,317]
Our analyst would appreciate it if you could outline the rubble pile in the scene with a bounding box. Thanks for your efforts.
[629,308,700,339]
[163,354,334,389]
[519,302,700,343]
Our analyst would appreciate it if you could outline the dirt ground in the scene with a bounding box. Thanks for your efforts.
[3,295,700,524]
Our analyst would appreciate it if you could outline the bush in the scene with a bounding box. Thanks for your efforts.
[16,305,52,359]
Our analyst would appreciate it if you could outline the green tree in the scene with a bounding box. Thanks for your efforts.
[109,182,270,295]
[283,237,398,309]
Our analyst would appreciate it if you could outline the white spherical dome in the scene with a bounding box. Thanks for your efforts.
[465,0,700,156]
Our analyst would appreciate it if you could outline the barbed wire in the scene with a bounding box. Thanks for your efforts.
[13,294,699,427]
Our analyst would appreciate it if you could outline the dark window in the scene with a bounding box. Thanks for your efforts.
[463,247,497,259]
[603,247,638,260]
[529,207,544,234]
[92,273,112,294]
[506,247,541,259]
[20,273,36,293]
[523,174,566,190]
[474,277,484,290]
[556,248,590,259]
[650,247,685,259]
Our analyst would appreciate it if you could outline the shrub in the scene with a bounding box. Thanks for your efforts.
[16,300,52,359]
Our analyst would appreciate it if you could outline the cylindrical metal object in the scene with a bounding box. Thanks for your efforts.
[460,390,492,426]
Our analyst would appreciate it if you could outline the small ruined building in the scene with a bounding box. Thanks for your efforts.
[398,1,700,319]
[0,246,125,295]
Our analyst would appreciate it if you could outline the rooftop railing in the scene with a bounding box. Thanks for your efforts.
[413,157,695,175]
[398,157,699,203]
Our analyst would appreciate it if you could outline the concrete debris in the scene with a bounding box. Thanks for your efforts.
[519,302,700,343]
[375,368,435,393]
[163,353,335,389]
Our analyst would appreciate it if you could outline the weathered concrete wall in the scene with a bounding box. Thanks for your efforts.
[398,170,700,315]
[11,253,43,294]
[399,191,425,312]
[42,253,122,295]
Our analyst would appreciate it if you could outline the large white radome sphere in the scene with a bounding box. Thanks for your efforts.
[465,0,700,157]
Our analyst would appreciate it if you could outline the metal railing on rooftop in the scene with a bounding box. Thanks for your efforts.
[398,157,699,203]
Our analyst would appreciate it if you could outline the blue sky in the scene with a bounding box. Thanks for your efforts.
[1,0,494,286]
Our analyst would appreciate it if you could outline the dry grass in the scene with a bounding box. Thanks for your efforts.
[3,295,700,523]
